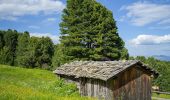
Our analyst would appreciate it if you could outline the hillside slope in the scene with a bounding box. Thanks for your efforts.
[0,65,92,100]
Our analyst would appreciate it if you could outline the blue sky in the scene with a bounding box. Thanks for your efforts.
[0,0,170,57]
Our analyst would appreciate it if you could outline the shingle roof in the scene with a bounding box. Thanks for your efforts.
[53,60,159,81]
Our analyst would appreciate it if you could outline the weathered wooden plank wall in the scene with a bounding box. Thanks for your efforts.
[113,66,151,100]
[57,65,152,100]
[79,78,108,100]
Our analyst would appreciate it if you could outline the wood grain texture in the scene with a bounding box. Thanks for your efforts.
[113,65,151,100]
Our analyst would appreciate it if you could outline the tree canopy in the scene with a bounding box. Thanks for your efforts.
[0,30,54,69]
[0,29,18,65]
[59,0,129,62]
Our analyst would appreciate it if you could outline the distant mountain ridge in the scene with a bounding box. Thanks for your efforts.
[153,55,170,61]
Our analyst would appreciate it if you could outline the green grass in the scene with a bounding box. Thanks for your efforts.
[0,65,93,100]
[152,93,170,99]
[1,64,170,100]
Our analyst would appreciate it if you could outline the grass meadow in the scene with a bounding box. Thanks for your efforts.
[1,65,170,100]
[0,65,93,100]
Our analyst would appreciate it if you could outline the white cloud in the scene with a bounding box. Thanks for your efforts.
[122,2,170,26]
[130,34,170,45]
[30,32,60,44]
[47,18,57,22]
[117,16,126,22]
[126,43,170,56]
[42,17,57,24]
[0,16,17,21]
[28,25,40,29]
[159,19,170,25]
[0,0,65,21]
[149,26,170,30]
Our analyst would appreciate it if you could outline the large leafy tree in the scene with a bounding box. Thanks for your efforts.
[24,37,40,68]
[0,29,54,69]
[52,44,67,68]
[38,37,54,69]
[0,30,4,49]
[15,31,30,66]
[59,0,128,62]
[0,29,18,65]
[22,36,54,69]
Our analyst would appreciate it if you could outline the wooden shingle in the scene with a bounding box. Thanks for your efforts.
[53,60,158,81]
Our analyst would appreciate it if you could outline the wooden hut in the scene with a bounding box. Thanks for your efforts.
[53,60,158,100]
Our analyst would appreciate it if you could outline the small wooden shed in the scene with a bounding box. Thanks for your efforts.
[53,60,158,100]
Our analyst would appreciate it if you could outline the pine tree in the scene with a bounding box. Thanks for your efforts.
[59,0,129,61]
